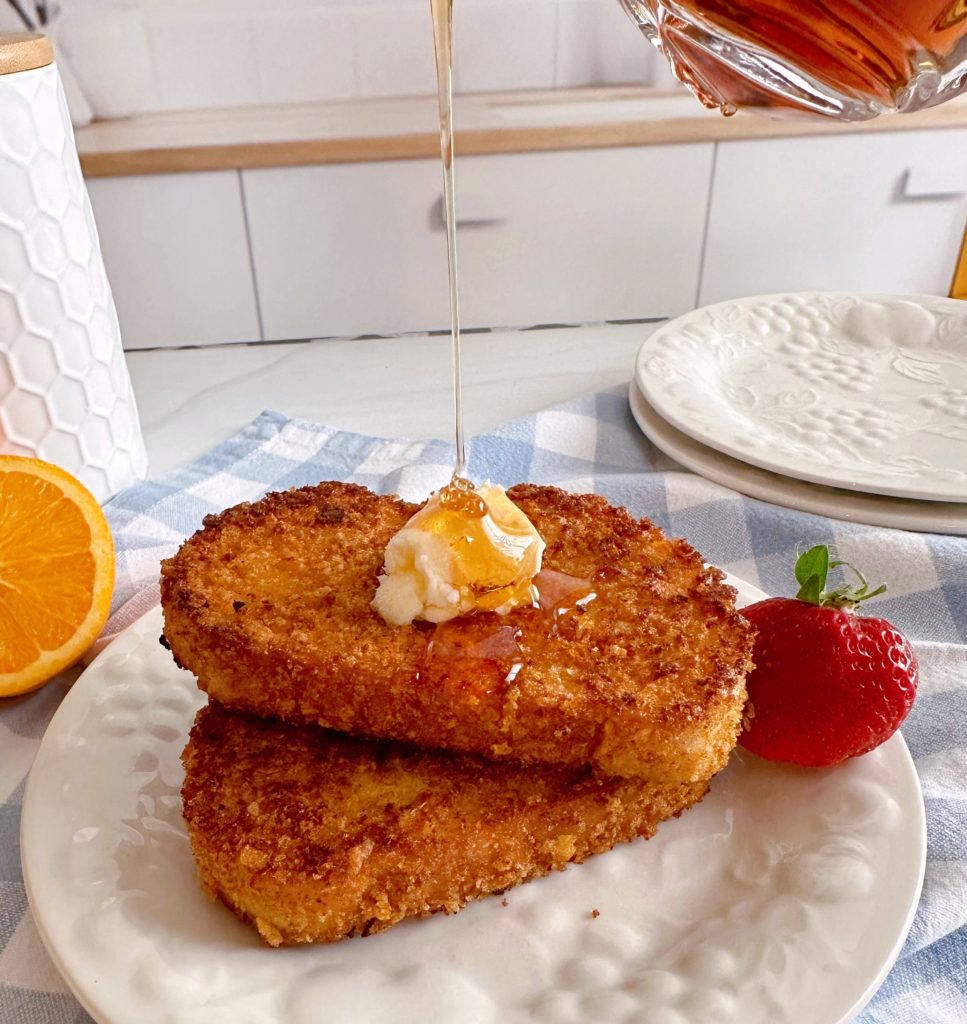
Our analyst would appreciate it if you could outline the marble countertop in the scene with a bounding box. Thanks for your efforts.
[127,321,658,476]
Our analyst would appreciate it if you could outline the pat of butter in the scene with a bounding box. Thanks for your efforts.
[372,480,545,626]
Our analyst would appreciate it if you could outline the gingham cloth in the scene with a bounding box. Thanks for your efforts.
[1,387,965,1023]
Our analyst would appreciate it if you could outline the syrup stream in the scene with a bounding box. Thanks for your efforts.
[429,0,466,478]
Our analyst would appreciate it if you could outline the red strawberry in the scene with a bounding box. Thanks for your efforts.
[740,545,918,767]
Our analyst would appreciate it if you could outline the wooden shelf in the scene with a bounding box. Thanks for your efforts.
[75,86,967,178]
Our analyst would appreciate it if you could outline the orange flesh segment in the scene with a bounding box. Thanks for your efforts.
[0,459,114,693]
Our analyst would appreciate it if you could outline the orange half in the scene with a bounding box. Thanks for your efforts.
[0,456,115,696]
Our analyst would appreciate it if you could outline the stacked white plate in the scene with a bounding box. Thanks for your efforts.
[631,293,967,534]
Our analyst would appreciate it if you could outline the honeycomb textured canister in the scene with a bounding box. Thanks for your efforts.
[0,60,147,503]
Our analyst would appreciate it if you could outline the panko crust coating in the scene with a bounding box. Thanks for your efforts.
[162,482,753,781]
[182,702,708,946]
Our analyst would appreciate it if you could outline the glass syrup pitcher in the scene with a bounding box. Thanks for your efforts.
[617,0,967,119]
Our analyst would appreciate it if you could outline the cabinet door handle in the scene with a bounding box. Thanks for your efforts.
[897,167,967,201]
[430,195,505,231]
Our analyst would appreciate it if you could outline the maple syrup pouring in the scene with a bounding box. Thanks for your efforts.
[421,1,592,670]
[429,0,467,478]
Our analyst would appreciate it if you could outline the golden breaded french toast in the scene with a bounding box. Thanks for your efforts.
[162,482,753,782]
[182,701,709,946]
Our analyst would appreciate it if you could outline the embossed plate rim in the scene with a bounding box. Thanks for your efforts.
[22,599,926,1024]
[628,380,967,534]
[635,292,967,502]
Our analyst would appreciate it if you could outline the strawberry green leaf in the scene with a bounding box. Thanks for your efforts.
[790,544,888,609]
[796,574,823,605]
[794,546,829,603]
[795,545,829,587]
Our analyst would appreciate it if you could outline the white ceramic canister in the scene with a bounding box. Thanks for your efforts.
[0,32,147,503]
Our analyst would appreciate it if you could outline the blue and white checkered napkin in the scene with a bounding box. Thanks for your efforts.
[1,387,965,1023]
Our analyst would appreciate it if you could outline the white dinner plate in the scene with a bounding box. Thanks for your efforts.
[22,598,925,1024]
[635,293,967,502]
[629,381,967,535]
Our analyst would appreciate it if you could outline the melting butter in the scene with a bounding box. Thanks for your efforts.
[372,478,545,626]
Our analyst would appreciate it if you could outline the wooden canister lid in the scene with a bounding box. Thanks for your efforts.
[0,32,54,76]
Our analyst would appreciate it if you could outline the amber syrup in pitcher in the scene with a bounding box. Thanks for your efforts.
[621,0,967,117]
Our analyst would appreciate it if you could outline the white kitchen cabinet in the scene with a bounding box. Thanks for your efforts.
[87,171,261,349]
[700,129,967,305]
[243,144,714,340]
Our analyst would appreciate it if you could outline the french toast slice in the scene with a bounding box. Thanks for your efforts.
[182,701,708,946]
[162,482,753,781]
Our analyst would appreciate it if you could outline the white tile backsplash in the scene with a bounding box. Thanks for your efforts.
[62,0,671,114]
[453,1,558,94]
[255,10,359,105]
[556,0,655,88]
[147,12,262,111]
[353,4,437,97]
[0,5,27,31]
[57,9,159,119]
